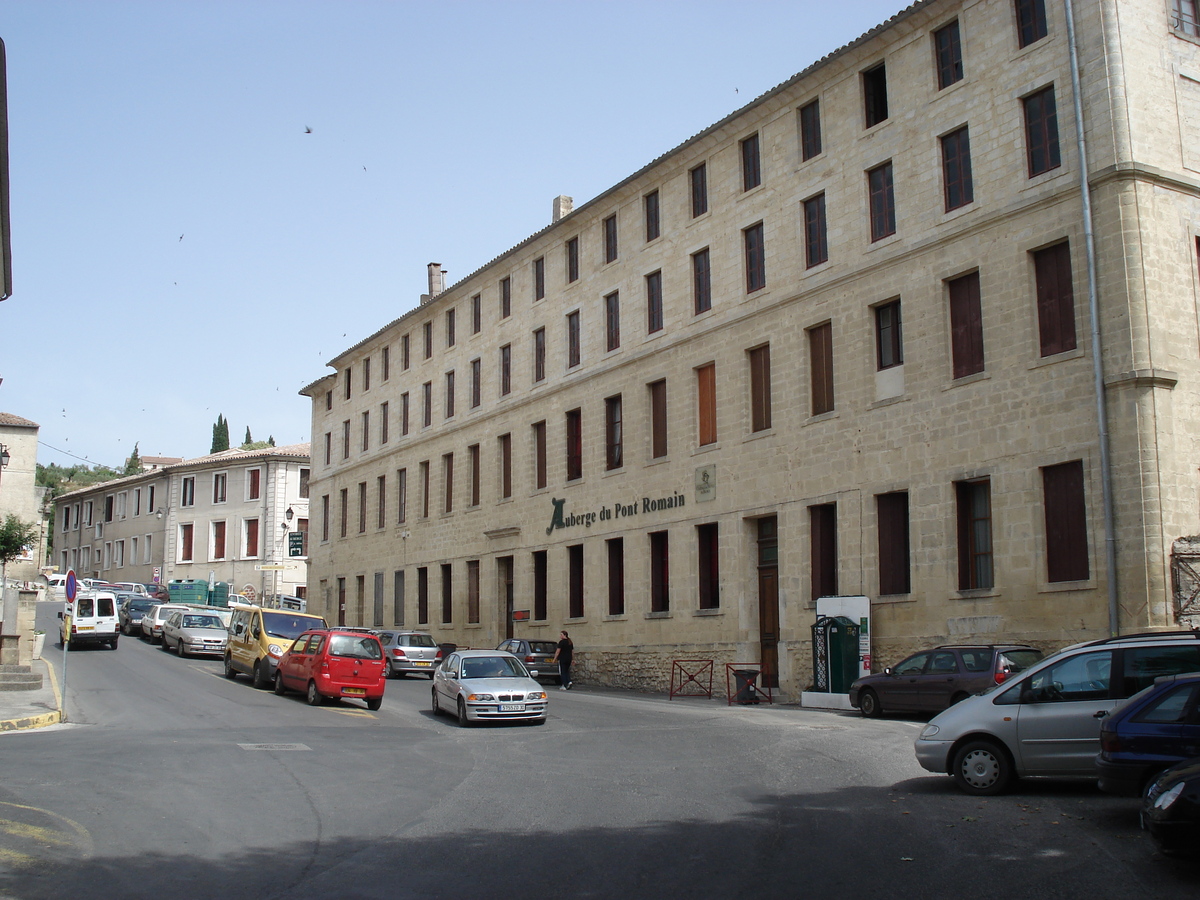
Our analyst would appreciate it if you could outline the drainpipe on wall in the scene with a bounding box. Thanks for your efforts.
[1065,0,1120,636]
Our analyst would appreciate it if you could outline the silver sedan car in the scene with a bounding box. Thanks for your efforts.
[160,610,229,659]
[431,650,548,726]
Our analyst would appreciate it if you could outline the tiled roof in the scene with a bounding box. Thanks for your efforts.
[0,412,39,428]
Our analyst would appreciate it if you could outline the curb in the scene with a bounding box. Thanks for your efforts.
[0,658,63,733]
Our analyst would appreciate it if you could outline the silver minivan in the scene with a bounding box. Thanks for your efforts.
[914,631,1200,794]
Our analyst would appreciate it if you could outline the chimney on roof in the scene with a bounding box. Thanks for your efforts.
[422,262,447,305]
[553,195,573,223]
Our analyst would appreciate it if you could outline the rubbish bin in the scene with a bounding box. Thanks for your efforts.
[733,668,761,704]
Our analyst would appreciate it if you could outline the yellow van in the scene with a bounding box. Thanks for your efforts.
[223,604,327,688]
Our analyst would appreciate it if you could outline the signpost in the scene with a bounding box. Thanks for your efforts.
[288,531,304,557]
[61,569,76,722]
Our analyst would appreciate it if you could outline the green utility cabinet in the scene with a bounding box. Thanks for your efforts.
[811,615,861,693]
[168,579,208,605]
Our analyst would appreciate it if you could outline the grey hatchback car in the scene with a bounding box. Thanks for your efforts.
[850,644,1043,717]
[375,630,441,678]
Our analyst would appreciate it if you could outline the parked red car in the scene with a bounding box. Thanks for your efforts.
[273,629,387,710]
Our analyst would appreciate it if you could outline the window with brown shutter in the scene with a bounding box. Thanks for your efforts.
[533,550,548,620]
[934,20,963,89]
[358,482,367,533]
[690,163,708,217]
[377,475,386,529]
[212,521,226,560]
[941,126,973,210]
[692,248,711,314]
[1043,460,1089,582]
[605,395,623,470]
[446,308,455,347]
[748,345,772,432]
[500,277,511,318]
[1034,242,1076,356]
[744,222,766,292]
[567,312,581,368]
[470,359,481,408]
[808,323,834,415]
[607,538,625,615]
[397,468,407,524]
[248,468,261,500]
[603,214,618,263]
[876,492,910,595]
[741,133,761,191]
[566,237,579,283]
[422,382,432,427]
[180,523,194,562]
[420,461,430,519]
[799,99,822,160]
[245,518,259,557]
[443,453,453,513]
[533,257,545,301]
[605,291,621,351]
[644,190,660,242]
[441,564,452,624]
[863,63,888,127]
[956,479,994,589]
[444,370,455,419]
[500,344,512,395]
[868,162,896,240]
[804,193,827,268]
[467,560,480,624]
[565,409,582,481]
[469,444,480,507]
[649,379,667,458]
[650,531,670,612]
[321,495,330,541]
[810,504,838,600]
[471,294,481,333]
[533,421,547,489]
[417,567,428,625]
[1016,0,1048,47]
[646,271,663,333]
[697,522,720,609]
[498,434,512,500]
[697,363,717,446]
[339,488,348,538]
[875,300,903,370]
[1023,85,1060,177]
[568,544,584,618]
[948,271,984,377]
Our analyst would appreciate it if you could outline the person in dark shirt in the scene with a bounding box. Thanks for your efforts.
[552,630,574,690]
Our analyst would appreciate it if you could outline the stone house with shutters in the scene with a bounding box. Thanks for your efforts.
[301,0,1200,698]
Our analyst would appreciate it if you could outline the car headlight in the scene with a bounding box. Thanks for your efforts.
[919,724,940,739]
[268,643,284,656]
[528,692,547,700]
[467,693,495,702]
[1154,782,1185,811]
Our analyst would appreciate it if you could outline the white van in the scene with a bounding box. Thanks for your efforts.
[58,591,120,650]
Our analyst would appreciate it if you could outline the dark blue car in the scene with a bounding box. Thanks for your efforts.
[1096,672,1200,796]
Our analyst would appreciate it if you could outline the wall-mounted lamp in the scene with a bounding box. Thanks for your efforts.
[285,507,294,522]
[0,444,10,469]
[155,508,165,520]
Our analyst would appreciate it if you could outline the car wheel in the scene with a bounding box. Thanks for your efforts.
[159,636,170,652]
[426,672,435,680]
[273,672,287,696]
[366,697,382,711]
[456,697,471,727]
[431,686,441,716]
[253,661,270,690]
[109,638,119,650]
[177,639,187,658]
[858,689,882,718]
[306,681,323,706]
[383,659,392,679]
[952,740,1013,796]
[223,655,238,680]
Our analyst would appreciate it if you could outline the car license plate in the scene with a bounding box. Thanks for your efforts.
[413,661,431,666]
[78,625,93,631]
[499,703,525,712]
[343,687,366,695]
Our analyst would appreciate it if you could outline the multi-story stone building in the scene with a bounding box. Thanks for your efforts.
[0,412,47,586]
[54,445,311,601]
[302,0,1200,697]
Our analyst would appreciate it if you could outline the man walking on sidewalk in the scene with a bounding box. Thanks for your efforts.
[552,630,573,691]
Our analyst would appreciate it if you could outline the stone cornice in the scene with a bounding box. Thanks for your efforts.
[1103,368,1179,390]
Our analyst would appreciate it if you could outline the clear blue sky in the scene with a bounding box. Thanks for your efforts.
[0,0,906,469]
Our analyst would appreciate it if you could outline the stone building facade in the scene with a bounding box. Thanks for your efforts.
[54,445,311,601]
[0,412,45,586]
[302,0,1200,698]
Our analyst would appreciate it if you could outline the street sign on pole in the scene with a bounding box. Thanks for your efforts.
[288,531,304,557]
[255,565,287,571]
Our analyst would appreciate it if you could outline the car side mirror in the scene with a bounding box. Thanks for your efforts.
[529,669,539,678]
[884,667,893,676]
[252,624,261,639]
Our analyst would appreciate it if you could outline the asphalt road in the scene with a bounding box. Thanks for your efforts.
[0,601,1195,899]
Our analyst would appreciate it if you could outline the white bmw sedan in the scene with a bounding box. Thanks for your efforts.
[431,649,548,726]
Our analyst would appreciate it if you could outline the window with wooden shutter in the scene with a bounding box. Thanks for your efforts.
[212,521,226,560]
[245,518,259,558]
[690,163,708,217]
[1034,242,1076,356]
[568,544,584,618]
[697,522,720,609]
[606,291,621,351]
[748,345,772,432]
[692,248,711,314]
[744,222,766,292]
[697,363,717,446]
[607,538,625,615]
[605,395,623,470]
[876,492,910,595]
[650,531,670,612]
[808,323,834,415]
[1043,460,1089,582]
[810,504,838,600]
[799,99,822,160]
[443,453,454,514]
[948,271,984,377]
[469,444,480,507]
[467,560,480,624]
[566,409,582,481]
[533,550,548,620]
[649,380,667,458]
[956,479,994,589]
[533,421,547,489]
[498,434,511,499]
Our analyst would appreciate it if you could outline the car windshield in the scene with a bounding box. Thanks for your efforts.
[327,635,382,660]
[183,615,223,629]
[129,600,155,613]
[261,612,323,640]
[461,656,527,679]
[402,634,437,648]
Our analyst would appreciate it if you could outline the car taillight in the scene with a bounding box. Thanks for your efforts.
[435,649,443,660]
[994,671,1008,685]
[392,648,406,657]
[525,655,535,663]
[1100,730,1121,755]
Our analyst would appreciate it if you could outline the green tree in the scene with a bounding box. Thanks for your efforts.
[268,435,275,447]
[243,426,253,447]
[211,414,229,453]
[123,442,143,476]
[0,514,39,586]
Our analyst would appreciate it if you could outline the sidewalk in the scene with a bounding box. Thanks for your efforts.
[0,658,63,732]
